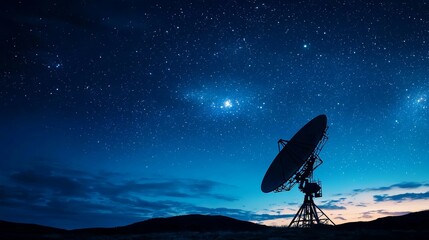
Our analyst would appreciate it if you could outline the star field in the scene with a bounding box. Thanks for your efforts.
[1,0,429,229]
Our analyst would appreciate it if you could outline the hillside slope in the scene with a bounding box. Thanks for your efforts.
[338,210,429,230]
[73,214,268,235]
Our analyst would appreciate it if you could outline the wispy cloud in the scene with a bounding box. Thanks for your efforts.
[352,182,429,194]
[315,181,429,225]
[0,163,297,229]
[359,210,411,219]
[374,191,429,202]
[355,203,367,207]
[0,165,240,228]
[318,198,347,210]
[3,163,429,229]
[319,203,346,210]
[5,167,236,202]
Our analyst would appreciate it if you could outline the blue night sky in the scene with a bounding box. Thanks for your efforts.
[1,0,428,229]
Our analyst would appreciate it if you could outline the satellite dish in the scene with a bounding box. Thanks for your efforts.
[261,114,335,227]
[261,115,327,193]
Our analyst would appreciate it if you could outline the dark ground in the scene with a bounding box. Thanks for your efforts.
[3,228,429,240]
[1,211,429,240]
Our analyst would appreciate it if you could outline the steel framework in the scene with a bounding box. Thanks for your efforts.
[275,127,335,227]
[289,193,335,227]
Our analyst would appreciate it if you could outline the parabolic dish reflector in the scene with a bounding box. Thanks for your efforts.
[261,114,327,193]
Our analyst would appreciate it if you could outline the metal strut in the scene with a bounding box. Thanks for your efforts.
[288,194,336,227]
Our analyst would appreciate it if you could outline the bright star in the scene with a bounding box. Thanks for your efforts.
[303,44,308,48]
[223,99,232,108]
[414,94,427,109]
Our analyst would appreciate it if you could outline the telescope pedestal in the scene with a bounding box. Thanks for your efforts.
[289,194,335,228]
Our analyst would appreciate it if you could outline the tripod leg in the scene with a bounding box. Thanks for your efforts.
[289,202,305,227]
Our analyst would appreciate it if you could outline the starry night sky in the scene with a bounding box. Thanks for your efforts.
[1,0,429,229]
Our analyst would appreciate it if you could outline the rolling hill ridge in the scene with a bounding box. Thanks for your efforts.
[1,210,429,239]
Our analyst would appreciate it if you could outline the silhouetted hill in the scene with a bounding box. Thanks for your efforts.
[0,220,65,240]
[2,211,429,239]
[0,220,65,234]
[73,214,268,235]
[338,210,429,230]
[124,214,267,232]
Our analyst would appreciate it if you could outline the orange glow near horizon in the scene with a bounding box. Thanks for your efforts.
[255,185,429,226]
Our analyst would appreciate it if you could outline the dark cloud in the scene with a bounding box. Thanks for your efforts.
[93,178,236,201]
[9,170,90,197]
[352,182,428,194]
[321,197,346,203]
[355,203,367,207]
[318,204,346,210]
[318,198,346,210]
[287,202,299,206]
[5,167,235,201]
[0,165,239,229]
[374,191,429,202]
[359,210,411,220]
